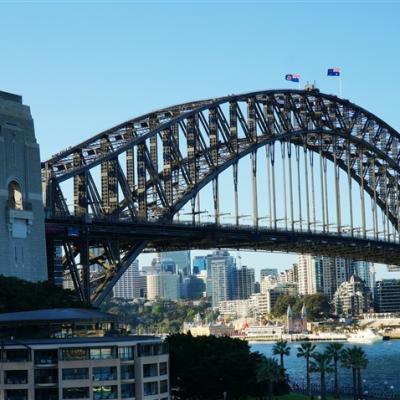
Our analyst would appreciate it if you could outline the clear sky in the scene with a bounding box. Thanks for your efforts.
[1,1,400,280]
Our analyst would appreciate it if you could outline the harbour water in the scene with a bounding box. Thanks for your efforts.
[251,340,400,394]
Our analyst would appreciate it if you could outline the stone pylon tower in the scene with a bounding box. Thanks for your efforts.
[0,91,47,281]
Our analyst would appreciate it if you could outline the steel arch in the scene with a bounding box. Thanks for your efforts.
[42,88,400,305]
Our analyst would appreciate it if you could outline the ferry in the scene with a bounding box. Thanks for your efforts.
[347,329,383,344]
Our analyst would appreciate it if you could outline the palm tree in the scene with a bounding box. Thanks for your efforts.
[341,346,368,400]
[309,351,333,400]
[272,340,290,369]
[256,356,284,400]
[326,342,344,398]
[297,342,317,397]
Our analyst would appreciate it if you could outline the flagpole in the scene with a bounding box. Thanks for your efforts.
[339,74,343,98]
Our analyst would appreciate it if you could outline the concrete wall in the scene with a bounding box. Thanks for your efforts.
[0,90,47,281]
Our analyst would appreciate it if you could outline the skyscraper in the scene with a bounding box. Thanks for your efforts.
[297,255,354,299]
[236,266,255,300]
[207,250,236,308]
[113,260,140,300]
[160,251,191,276]
[260,268,278,280]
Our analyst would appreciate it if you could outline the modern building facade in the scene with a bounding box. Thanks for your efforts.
[236,266,255,300]
[159,251,191,276]
[207,251,236,308]
[333,275,371,317]
[0,90,47,281]
[146,273,180,301]
[113,260,140,300]
[374,279,400,313]
[0,308,170,400]
[260,268,278,281]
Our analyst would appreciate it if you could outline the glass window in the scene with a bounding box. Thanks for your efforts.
[34,350,58,365]
[139,343,167,357]
[119,346,134,361]
[143,363,158,377]
[61,348,88,361]
[62,387,89,399]
[5,349,30,362]
[35,369,58,384]
[4,370,28,384]
[93,385,118,400]
[160,379,168,393]
[62,368,89,380]
[90,347,114,360]
[92,366,117,381]
[121,383,135,398]
[143,382,158,396]
[159,362,168,376]
[35,388,58,400]
[121,365,135,380]
[5,389,28,400]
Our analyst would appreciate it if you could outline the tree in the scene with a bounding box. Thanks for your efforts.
[271,295,298,317]
[310,351,333,400]
[297,342,317,397]
[326,342,344,398]
[256,356,285,400]
[0,275,88,313]
[303,293,331,321]
[341,346,368,400]
[272,340,290,369]
[166,333,264,400]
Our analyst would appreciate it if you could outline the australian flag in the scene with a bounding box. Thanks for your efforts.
[327,67,341,76]
[285,73,300,83]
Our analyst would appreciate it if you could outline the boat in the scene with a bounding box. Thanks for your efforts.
[347,329,383,344]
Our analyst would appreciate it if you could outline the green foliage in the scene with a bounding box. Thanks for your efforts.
[271,293,331,321]
[166,334,289,400]
[101,298,213,333]
[272,340,291,369]
[0,275,89,313]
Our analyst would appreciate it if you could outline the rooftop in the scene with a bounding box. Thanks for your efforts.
[0,90,22,103]
[0,308,114,324]
[1,335,162,347]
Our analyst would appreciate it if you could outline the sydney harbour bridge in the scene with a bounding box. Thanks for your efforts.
[42,88,400,306]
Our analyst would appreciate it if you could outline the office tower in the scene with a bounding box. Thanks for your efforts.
[181,276,206,299]
[352,261,375,290]
[207,250,236,308]
[146,273,180,301]
[0,91,47,281]
[374,279,400,313]
[160,259,176,274]
[236,266,255,299]
[333,275,371,317]
[160,251,191,276]
[298,255,355,299]
[192,256,207,274]
[260,268,278,281]
[113,260,140,300]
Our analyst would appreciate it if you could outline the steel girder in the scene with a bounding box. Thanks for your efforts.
[42,89,400,305]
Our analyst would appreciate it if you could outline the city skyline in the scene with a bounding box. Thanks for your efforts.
[1,2,400,280]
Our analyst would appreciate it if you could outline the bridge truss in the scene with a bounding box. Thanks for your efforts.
[42,89,400,305]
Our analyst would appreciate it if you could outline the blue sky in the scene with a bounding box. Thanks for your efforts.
[1,1,400,279]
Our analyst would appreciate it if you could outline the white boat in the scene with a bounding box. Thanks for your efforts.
[347,329,383,344]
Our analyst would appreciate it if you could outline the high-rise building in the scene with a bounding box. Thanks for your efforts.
[0,91,48,281]
[236,266,255,300]
[333,275,371,317]
[146,273,180,301]
[192,256,207,274]
[160,259,176,274]
[260,268,278,281]
[113,260,140,300]
[374,280,400,313]
[181,276,206,299]
[298,255,355,299]
[160,251,191,276]
[352,261,375,291]
[207,250,236,308]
